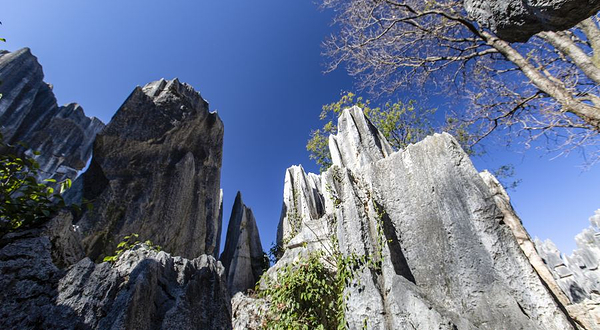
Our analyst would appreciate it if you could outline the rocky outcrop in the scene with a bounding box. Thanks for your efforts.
[465,0,600,42]
[276,164,325,250]
[231,292,268,330]
[263,107,577,329]
[0,48,104,183]
[69,78,224,261]
[535,210,600,328]
[0,229,231,330]
[220,192,266,295]
[329,105,394,171]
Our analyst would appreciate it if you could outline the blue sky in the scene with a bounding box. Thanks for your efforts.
[2,1,599,255]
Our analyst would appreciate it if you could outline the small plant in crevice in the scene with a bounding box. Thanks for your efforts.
[103,233,162,263]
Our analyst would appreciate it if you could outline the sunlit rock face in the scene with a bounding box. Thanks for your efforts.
[0,48,104,184]
[535,210,600,329]
[70,78,224,262]
[255,107,578,330]
[220,191,266,295]
[465,0,600,42]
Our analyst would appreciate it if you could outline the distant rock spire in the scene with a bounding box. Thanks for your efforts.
[220,192,266,295]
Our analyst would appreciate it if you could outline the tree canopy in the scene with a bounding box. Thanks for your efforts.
[321,0,600,165]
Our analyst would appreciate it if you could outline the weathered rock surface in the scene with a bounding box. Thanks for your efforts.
[266,107,577,329]
[231,292,268,330]
[465,0,600,42]
[69,78,224,261]
[535,209,600,329]
[329,105,393,171]
[0,229,231,330]
[57,246,231,330]
[479,171,572,307]
[276,164,325,250]
[0,48,104,183]
[220,192,266,295]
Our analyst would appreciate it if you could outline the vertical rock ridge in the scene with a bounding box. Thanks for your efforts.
[0,48,105,184]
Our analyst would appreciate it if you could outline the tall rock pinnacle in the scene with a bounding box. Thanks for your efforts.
[220,192,266,295]
[71,78,224,261]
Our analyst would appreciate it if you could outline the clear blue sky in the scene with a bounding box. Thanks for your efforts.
[3,1,599,255]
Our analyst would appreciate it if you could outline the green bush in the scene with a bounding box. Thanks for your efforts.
[258,251,344,330]
[0,133,73,236]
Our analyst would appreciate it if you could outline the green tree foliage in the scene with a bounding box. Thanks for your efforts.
[308,92,440,172]
[0,133,73,236]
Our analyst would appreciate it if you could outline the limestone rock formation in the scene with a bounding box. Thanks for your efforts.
[0,229,231,330]
[70,78,224,261]
[536,210,600,303]
[276,164,325,250]
[465,0,600,42]
[262,107,578,329]
[220,192,266,295]
[231,292,268,330]
[535,210,600,328]
[329,105,393,171]
[0,48,105,183]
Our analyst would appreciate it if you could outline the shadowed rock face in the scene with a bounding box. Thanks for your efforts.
[465,0,600,42]
[252,107,578,330]
[220,192,266,295]
[71,78,224,262]
[0,48,104,183]
[0,230,231,330]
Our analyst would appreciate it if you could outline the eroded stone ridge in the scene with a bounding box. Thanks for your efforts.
[465,0,600,42]
[0,48,104,183]
[220,191,266,295]
[71,78,224,261]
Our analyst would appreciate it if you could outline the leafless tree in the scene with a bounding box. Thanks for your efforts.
[322,0,600,165]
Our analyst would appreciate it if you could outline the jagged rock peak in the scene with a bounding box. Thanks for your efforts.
[465,0,600,42]
[329,105,394,171]
[0,47,104,183]
[71,78,224,262]
[276,164,325,248]
[142,78,209,111]
[220,191,266,295]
